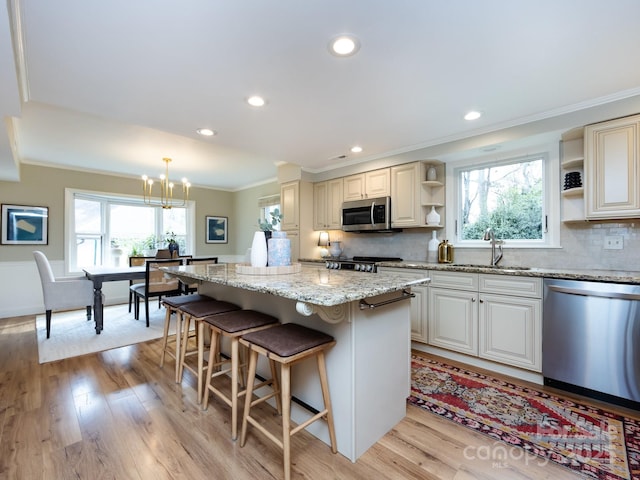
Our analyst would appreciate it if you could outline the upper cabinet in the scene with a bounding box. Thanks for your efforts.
[560,128,585,223]
[343,168,390,201]
[280,181,299,230]
[313,178,343,230]
[391,161,445,229]
[585,114,640,219]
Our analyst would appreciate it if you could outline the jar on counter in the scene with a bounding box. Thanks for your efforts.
[438,239,454,264]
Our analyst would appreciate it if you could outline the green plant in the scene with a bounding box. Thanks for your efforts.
[165,231,177,245]
[258,208,282,231]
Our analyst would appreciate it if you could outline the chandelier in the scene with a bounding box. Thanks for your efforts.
[141,157,190,209]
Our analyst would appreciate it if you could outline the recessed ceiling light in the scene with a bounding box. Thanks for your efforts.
[329,35,360,57]
[350,146,363,153]
[196,128,216,136]
[464,111,482,121]
[247,95,266,107]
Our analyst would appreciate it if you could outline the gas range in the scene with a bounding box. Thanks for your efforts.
[325,256,403,273]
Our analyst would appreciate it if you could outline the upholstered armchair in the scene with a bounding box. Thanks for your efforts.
[33,251,95,338]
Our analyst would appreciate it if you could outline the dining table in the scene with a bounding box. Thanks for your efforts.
[83,266,146,333]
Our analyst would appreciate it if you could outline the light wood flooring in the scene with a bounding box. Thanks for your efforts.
[1,313,637,479]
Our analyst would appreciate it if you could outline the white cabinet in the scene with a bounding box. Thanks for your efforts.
[378,267,429,343]
[585,114,640,219]
[343,168,390,201]
[560,128,585,223]
[427,271,542,372]
[313,179,343,230]
[280,181,299,230]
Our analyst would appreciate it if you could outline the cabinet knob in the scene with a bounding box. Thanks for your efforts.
[472,298,476,302]
[479,299,484,303]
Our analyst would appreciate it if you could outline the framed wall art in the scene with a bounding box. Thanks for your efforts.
[1,204,49,245]
[206,216,228,244]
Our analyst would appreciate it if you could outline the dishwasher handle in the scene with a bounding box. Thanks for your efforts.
[547,284,640,301]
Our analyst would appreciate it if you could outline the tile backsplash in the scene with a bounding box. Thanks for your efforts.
[331,221,639,272]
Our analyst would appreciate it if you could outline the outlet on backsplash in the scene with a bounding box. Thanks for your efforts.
[604,235,624,250]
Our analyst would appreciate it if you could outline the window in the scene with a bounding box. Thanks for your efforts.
[65,189,195,273]
[258,194,281,231]
[453,152,557,247]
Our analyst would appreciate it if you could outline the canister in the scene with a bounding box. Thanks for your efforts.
[438,239,454,264]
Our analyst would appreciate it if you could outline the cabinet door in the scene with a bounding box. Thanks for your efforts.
[391,162,421,227]
[313,182,328,230]
[326,178,343,229]
[478,294,541,371]
[365,168,390,198]
[343,174,365,201]
[585,117,640,218]
[280,182,299,230]
[410,285,428,343]
[428,288,477,355]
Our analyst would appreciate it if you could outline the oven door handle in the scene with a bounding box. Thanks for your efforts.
[370,201,375,225]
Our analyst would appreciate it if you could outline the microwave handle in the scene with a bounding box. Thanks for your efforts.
[370,201,375,225]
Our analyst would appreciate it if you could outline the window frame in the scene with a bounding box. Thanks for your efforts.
[447,144,560,249]
[64,188,196,274]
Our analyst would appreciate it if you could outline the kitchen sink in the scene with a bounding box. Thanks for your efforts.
[449,264,531,270]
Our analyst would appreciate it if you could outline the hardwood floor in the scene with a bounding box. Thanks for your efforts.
[1,314,635,480]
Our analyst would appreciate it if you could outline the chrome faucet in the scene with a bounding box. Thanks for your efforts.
[483,227,503,266]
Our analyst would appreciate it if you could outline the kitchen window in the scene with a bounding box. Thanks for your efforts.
[452,151,559,248]
[64,188,195,273]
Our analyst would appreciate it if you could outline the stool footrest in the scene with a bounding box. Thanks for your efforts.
[246,416,283,450]
[290,409,328,436]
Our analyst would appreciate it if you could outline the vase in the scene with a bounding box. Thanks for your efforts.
[426,206,440,226]
[250,231,268,267]
[427,165,437,181]
[267,231,291,266]
[427,231,439,263]
[168,242,179,257]
[328,241,343,258]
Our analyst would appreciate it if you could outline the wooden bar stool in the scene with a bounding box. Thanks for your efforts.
[178,299,241,402]
[201,309,280,440]
[160,293,214,382]
[239,323,337,480]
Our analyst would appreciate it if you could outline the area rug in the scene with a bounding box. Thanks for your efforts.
[36,304,174,364]
[409,355,640,480]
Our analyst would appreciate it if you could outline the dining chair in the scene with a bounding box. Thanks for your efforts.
[182,257,218,294]
[33,250,95,338]
[128,256,154,312]
[130,258,183,326]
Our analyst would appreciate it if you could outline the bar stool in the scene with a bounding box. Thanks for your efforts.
[240,323,337,480]
[160,293,214,382]
[201,309,280,440]
[178,299,241,402]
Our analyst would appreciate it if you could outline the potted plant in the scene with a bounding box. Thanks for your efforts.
[258,208,283,238]
[165,231,179,256]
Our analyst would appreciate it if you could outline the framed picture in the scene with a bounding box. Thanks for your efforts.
[1,204,49,245]
[206,216,228,244]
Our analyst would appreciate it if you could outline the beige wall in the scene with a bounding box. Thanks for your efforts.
[233,181,281,258]
[0,164,236,262]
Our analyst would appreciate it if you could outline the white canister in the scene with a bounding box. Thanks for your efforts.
[426,206,441,226]
[427,231,439,263]
[267,231,291,266]
[250,231,268,267]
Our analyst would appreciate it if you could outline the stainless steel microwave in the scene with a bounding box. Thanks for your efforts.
[341,196,392,232]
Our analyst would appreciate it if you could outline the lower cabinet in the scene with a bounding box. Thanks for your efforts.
[377,267,428,343]
[427,271,542,372]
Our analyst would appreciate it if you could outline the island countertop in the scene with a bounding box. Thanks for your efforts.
[162,263,430,307]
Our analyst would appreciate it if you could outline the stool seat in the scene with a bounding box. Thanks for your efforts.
[163,293,213,308]
[202,309,279,440]
[159,294,215,382]
[203,309,279,334]
[241,323,334,358]
[180,299,240,318]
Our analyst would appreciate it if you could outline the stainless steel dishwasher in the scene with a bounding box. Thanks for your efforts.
[543,278,640,408]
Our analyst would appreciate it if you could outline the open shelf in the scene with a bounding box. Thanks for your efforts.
[562,187,584,198]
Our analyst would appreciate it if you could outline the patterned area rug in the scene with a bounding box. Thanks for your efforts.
[409,355,640,480]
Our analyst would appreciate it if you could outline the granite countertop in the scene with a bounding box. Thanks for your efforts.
[298,258,640,284]
[162,263,430,307]
[377,261,640,284]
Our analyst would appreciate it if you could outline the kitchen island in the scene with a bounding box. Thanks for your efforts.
[162,263,430,462]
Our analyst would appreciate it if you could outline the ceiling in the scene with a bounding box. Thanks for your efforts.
[3,0,640,190]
